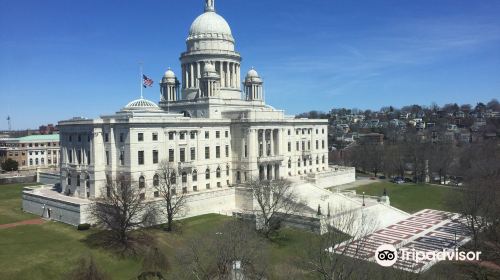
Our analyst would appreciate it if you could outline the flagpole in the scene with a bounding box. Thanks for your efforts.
[140,62,144,99]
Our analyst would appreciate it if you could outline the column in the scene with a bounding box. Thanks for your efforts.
[236,64,240,88]
[263,130,267,157]
[270,129,274,156]
[224,62,229,87]
[182,65,187,89]
[233,63,237,88]
[190,63,194,88]
[195,62,199,87]
[222,62,227,88]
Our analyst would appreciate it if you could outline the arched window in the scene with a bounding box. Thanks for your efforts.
[67,174,71,186]
[139,176,145,189]
[216,167,221,178]
[192,170,198,182]
[205,168,210,180]
[153,174,159,187]
[76,174,81,186]
[35,158,39,165]
[170,172,176,184]
[182,172,187,183]
[29,159,33,166]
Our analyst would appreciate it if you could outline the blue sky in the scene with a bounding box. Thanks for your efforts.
[1,0,499,130]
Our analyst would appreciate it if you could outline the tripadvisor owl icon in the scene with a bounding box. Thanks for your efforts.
[375,244,398,267]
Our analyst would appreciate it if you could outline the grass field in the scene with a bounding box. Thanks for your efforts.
[0,183,38,224]
[0,183,491,280]
[0,183,317,279]
[349,182,460,213]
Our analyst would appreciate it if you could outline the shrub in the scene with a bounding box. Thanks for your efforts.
[78,223,91,231]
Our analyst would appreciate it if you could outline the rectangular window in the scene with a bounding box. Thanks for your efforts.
[322,140,325,149]
[206,183,210,190]
[106,151,110,165]
[180,132,186,140]
[104,133,109,142]
[169,149,174,162]
[205,147,210,159]
[316,140,319,149]
[138,133,144,142]
[244,144,248,158]
[190,131,196,139]
[169,132,174,140]
[225,131,229,138]
[302,141,305,151]
[190,148,196,161]
[216,146,220,158]
[152,133,158,141]
[180,148,185,162]
[153,150,159,164]
[308,141,311,150]
[225,145,229,157]
[138,151,144,165]
[205,131,209,139]
[288,142,291,152]
[296,142,299,151]
[216,131,220,138]
[120,133,124,142]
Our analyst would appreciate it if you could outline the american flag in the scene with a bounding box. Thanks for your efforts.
[143,75,154,88]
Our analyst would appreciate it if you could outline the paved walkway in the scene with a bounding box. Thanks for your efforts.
[0,218,44,229]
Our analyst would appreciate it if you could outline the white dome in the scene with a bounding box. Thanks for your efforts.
[164,68,176,78]
[188,12,233,41]
[246,68,259,78]
[123,98,161,112]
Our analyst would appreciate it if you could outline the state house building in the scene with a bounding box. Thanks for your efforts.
[58,0,329,200]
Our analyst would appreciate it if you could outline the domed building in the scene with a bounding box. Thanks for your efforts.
[23,0,358,227]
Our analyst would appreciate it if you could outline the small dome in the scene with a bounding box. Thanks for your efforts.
[246,68,259,78]
[245,68,262,84]
[188,12,233,42]
[123,98,161,112]
[164,68,176,78]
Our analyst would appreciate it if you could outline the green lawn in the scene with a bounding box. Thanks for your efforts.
[349,182,460,213]
[0,183,38,224]
[0,182,490,280]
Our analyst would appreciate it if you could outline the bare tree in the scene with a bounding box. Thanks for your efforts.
[248,179,303,238]
[65,255,109,280]
[302,205,378,280]
[155,160,188,232]
[88,175,157,249]
[175,220,269,280]
[138,247,169,280]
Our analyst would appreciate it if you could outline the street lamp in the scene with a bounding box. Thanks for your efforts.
[362,192,365,206]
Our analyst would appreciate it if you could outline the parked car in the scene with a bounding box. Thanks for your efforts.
[392,177,404,184]
[379,176,386,180]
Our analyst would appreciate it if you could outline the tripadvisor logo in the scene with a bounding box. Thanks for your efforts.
[374,244,482,267]
[375,244,398,267]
